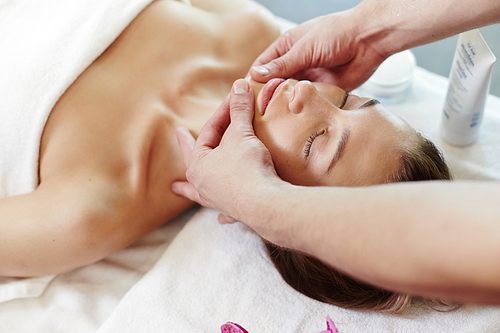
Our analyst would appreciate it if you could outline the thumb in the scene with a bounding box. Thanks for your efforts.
[229,79,255,128]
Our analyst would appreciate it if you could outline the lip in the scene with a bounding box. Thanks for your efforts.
[259,78,286,116]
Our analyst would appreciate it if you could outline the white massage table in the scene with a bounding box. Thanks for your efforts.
[1,1,499,332]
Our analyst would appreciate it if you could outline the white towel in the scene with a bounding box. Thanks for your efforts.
[0,0,154,303]
[97,208,500,333]
[0,276,56,303]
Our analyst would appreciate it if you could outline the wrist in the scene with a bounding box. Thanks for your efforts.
[351,1,406,59]
[352,0,497,58]
[236,175,292,241]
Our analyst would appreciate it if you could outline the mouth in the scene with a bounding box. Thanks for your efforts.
[259,78,286,116]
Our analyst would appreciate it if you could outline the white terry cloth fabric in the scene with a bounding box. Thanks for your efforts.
[98,208,500,333]
[0,0,154,303]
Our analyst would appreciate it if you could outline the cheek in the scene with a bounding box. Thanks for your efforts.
[254,122,324,185]
[253,120,304,182]
[313,83,346,107]
[254,120,293,161]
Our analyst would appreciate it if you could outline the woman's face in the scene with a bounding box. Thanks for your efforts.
[249,78,415,187]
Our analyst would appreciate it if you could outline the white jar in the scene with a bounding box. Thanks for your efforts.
[357,50,416,104]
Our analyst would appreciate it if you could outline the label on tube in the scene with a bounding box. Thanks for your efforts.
[441,29,496,146]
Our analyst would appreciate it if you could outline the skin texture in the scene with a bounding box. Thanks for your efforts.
[0,0,415,278]
[174,79,500,305]
[0,0,280,277]
[171,0,500,305]
[249,78,413,186]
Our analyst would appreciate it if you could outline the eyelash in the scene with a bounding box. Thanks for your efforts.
[304,129,325,157]
[303,92,346,157]
[340,92,349,109]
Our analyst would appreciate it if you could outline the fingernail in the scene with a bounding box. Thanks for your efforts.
[233,79,249,94]
[252,65,270,75]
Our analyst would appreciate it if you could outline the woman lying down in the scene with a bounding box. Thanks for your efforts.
[1,0,453,313]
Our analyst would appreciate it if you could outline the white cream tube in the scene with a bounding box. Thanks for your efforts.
[441,29,496,146]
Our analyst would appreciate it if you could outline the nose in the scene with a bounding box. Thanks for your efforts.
[289,80,323,114]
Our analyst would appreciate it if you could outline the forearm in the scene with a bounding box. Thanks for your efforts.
[354,0,500,57]
[242,180,500,304]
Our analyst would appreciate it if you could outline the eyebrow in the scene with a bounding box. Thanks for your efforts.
[359,99,380,109]
[327,128,350,173]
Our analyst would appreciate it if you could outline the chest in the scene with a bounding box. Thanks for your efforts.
[39,1,278,183]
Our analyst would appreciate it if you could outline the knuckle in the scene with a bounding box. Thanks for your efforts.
[231,99,251,111]
[271,57,288,73]
[185,168,196,183]
[230,97,253,113]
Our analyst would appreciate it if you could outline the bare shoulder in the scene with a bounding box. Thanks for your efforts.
[150,0,280,65]
[157,0,279,36]
[182,0,271,15]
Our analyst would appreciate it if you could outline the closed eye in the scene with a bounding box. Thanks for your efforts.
[340,92,349,109]
[304,129,325,157]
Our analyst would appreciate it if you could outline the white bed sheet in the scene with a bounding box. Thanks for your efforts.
[1,3,500,333]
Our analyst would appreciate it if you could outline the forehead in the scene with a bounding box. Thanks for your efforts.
[320,107,413,187]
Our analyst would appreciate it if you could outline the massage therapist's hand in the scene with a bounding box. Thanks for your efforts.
[250,11,386,92]
[172,79,280,224]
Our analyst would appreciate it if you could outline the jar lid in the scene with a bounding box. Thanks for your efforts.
[357,50,416,104]
[367,50,416,87]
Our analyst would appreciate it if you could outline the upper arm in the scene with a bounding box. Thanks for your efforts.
[0,176,134,277]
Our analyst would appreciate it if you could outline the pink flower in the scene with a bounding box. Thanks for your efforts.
[318,316,339,333]
[220,316,339,333]
[221,322,249,333]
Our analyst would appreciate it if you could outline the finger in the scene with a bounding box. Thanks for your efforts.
[228,79,255,127]
[194,94,231,151]
[250,44,306,83]
[292,67,338,85]
[175,127,196,168]
[251,32,293,68]
[248,32,297,82]
[171,181,205,205]
[217,213,239,224]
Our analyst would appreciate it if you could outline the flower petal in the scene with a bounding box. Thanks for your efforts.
[318,316,339,333]
[221,322,249,333]
[326,316,339,333]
